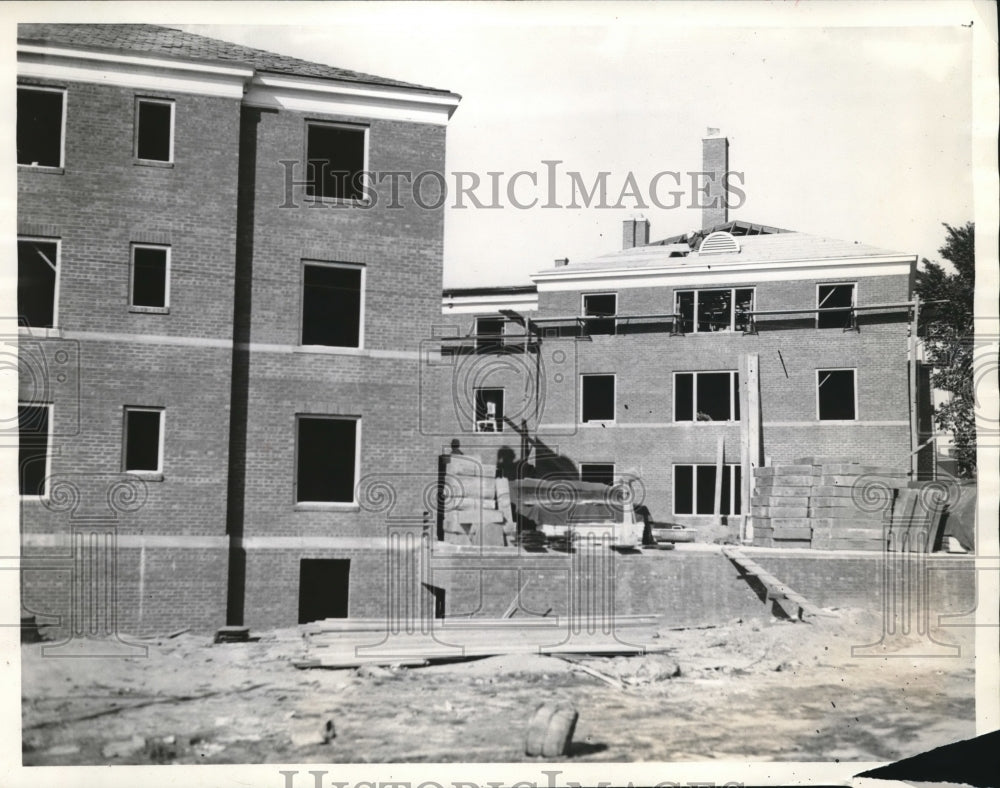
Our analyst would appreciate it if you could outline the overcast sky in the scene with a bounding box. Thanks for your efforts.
[172,7,974,288]
[9,3,974,289]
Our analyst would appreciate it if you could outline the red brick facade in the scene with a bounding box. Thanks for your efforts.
[17,26,459,634]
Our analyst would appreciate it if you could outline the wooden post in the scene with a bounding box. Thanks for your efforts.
[909,297,920,479]
[713,435,725,525]
[738,356,751,543]
[741,353,761,544]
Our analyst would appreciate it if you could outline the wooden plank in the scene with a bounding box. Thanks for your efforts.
[713,435,725,524]
[502,579,531,619]
[739,355,751,542]
[722,547,833,621]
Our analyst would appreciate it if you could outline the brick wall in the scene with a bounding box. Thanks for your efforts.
[435,271,914,527]
[18,78,241,633]
[234,104,450,628]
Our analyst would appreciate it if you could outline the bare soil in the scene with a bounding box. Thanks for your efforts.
[21,608,974,765]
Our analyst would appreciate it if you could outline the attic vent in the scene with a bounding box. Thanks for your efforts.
[699,231,740,255]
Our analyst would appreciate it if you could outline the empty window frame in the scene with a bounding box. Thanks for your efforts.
[581,374,615,423]
[474,387,505,432]
[135,98,174,162]
[301,262,364,348]
[673,464,742,516]
[580,462,615,486]
[582,293,617,335]
[130,245,170,310]
[123,407,164,474]
[817,283,856,329]
[17,238,59,329]
[295,416,360,504]
[19,403,52,497]
[305,122,367,201]
[17,86,65,168]
[675,288,754,333]
[674,371,740,422]
[817,369,857,421]
[475,316,505,353]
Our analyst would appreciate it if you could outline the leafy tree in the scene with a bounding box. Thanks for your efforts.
[915,222,976,477]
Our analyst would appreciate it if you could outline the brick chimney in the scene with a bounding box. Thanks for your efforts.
[554,257,569,267]
[702,128,729,230]
[622,216,650,250]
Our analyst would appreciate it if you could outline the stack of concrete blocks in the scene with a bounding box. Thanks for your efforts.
[752,457,908,550]
[442,453,516,547]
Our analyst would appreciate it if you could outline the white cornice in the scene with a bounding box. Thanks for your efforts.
[18,43,253,99]
[244,73,461,125]
[531,255,916,291]
[441,292,539,314]
[17,43,462,124]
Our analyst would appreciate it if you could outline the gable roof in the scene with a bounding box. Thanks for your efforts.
[18,23,454,95]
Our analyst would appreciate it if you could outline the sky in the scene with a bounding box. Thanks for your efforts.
[5,3,978,289]
[171,7,974,288]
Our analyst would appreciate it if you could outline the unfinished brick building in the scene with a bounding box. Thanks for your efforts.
[436,132,927,544]
[16,24,460,634]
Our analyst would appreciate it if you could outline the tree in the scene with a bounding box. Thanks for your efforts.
[915,222,976,477]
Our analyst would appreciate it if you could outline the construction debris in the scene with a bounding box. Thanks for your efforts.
[297,615,666,669]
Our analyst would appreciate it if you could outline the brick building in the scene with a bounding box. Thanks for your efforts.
[16,24,460,634]
[435,132,924,539]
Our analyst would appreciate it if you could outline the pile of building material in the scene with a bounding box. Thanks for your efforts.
[510,477,643,548]
[752,457,909,550]
[442,454,515,546]
[294,615,667,669]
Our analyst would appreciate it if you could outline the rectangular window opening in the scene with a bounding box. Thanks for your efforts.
[17,238,58,329]
[581,374,615,423]
[296,416,359,504]
[675,288,754,333]
[19,404,50,497]
[306,123,366,201]
[474,388,505,432]
[818,369,857,420]
[17,87,64,168]
[475,317,504,353]
[817,284,856,329]
[135,99,174,162]
[674,371,739,422]
[583,293,617,335]
[301,263,363,348]
[580,463,615,486]
[123,407,164,473]
[298,558,350,623]
[674,464,743,515]
[131,245,169,309]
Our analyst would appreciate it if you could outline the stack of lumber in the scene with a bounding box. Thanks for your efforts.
[751,462,822,548]
[442,453,515,546]
[885,484,950,553]
[295,615,668,669]
[752,457,908,550]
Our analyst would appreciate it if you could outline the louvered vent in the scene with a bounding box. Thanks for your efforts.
[699,231,740,255]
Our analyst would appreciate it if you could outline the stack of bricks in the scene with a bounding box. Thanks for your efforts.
[752,457,908,550]
[442,453,515,546]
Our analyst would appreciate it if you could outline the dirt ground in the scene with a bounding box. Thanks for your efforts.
[21,608,974,765]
